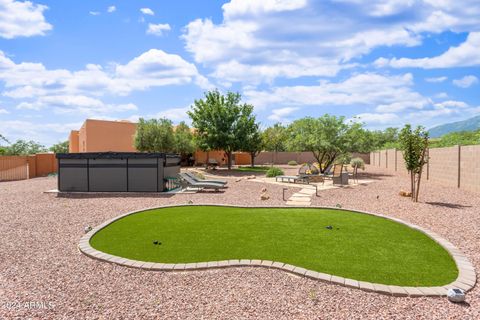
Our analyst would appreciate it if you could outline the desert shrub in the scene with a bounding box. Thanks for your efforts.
[287,160,298,166]
[350,158,365,170]
[266,167,284,177]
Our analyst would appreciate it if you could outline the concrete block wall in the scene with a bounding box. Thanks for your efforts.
[428,146,460,188]
[459,145,480,193]
[370,145,480,193]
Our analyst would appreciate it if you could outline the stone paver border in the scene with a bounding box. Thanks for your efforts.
[79,204,476,297]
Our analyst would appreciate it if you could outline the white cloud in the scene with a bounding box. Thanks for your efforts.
[0,108,8,114]
[375,32,480,69]
[146,23,171,36]
[267,107,299,122]
[0,49,210,121]
[16,94,137,116]
[245,73,428,112]
[89,11,100,16]
[183,0,480,85]
[353,113,399,125]
[154,107,191,123]
[452,75,478,88]
[0,0,52,39]
[434,100,469,108]
[140,7,154,16]
[107,5,116,13]
[222,0,307,18]
[425,76,447,83]
[0,49,210,100]
[0,119,82,146]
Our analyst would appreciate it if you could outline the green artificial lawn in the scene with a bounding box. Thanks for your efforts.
[90,206,458,286]
[233,166,270,173]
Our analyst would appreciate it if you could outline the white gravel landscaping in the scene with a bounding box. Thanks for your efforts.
[0,166,478,319]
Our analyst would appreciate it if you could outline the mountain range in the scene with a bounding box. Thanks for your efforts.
[428,115,480,138]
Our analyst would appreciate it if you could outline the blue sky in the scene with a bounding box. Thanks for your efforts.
[0,0,479,146]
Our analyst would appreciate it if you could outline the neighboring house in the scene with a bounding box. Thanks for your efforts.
[69,119,137,153]
[68,119,227,165]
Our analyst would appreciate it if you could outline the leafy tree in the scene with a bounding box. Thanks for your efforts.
[50,141,69,153]
[3,140,47,155]
[173,121,196,157]
[0,134,9,155]
[134,118,175,152]
[240,121,263,167]
[286,115,360,173]
[188,90,256,169]
[0,134,9,145]
[399,124,429,202]
[262,123,286,164]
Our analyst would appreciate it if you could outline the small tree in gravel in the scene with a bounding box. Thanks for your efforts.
[399,124,429,202]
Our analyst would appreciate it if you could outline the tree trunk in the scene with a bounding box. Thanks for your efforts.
[250,152,255,167]
[410,171,415,202]
[415,145,427,202]
[227,150,233,170]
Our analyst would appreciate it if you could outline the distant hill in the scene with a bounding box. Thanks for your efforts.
[429,115,480,138]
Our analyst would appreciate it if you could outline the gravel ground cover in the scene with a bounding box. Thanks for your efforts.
[0,166,478,319]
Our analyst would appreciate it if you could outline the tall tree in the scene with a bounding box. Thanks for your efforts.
[262,123,286,165]
[0,134,9,145]
[173,121,196,157]
[240,120,263,167]
[50,141,69,153]
[3,140,47,155]
[399,124,429,202]
[188,90,256,169]
[286,115,362,173]
[134,118,175,152]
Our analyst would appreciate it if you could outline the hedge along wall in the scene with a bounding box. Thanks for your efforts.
[370,145,480,193]
[0,153,57,181]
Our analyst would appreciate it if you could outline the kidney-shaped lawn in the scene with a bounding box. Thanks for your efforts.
[90,206,458,286]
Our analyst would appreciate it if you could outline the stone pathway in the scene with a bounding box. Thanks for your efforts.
[286,187,316,206]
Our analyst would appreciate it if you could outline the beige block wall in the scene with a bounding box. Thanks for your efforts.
[380,150,388,168]
[395,150,409,176]
[460,145,480,193]
[386,149,396,170]
[428,146,459,188]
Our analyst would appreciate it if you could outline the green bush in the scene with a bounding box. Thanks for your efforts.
[287,160,298,166]
[350,157,365,170]
[266,167,284,177]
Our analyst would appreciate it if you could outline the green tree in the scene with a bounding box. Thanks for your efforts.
[134,118,175,152]
[262,123,286,165]
[3,140,47,155]
[0,134,9,145]
[240,121,263,167]
[0,134,9,155]
[188,90,256,169]
[286,115,359,173]
[50,141,69,153]
[173,121,196,157]
[399,124,429,202]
